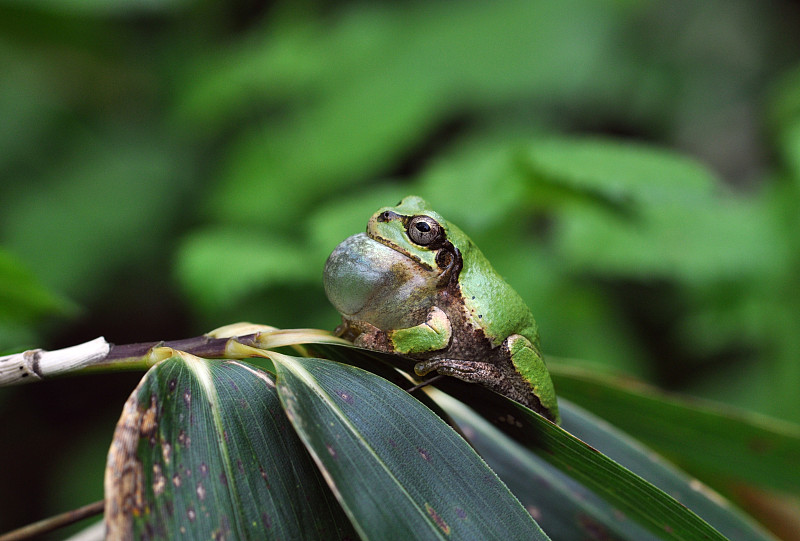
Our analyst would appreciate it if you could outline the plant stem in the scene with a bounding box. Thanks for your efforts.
[0,500,104,541]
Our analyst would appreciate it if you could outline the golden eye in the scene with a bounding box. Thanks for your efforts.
[407,215,442,246]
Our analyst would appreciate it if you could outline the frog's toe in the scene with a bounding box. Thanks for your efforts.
[414,360,438,376]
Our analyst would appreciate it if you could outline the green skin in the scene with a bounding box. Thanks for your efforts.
[323,196,560,423]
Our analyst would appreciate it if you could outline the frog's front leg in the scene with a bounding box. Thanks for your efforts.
[347,307,452,354]
[388,306,452,354]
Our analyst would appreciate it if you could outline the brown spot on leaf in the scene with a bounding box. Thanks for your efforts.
[335,390,354,404]
[152,463,166,496]
[141,395,159,439]
[196,481,206,501]
[424,503,451,535]
[748,437,774,454]
[526,505,542,521]
[177,429,190,448]
[187,506,196,521]
[200,462,209,477]
[578,513,609,539]
[161,442,172,465]
[172,473,181,488]
[326,443,338,459]
[417,447,431,461]
[105,378,157,540]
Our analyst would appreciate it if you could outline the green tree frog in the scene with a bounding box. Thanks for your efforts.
[323,196,559,423]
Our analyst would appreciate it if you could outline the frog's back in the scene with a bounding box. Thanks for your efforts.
[452,230,539,348]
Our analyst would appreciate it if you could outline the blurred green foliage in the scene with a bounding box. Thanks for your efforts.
[2,0,800,536]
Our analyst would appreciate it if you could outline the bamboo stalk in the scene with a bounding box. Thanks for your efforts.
[0,324,349,386]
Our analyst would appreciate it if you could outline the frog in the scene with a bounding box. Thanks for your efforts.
[323,196,559,423]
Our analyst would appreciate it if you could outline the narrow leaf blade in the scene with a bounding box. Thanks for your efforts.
[438,392,657,541]
[271,353,549,541]
[549,362,800,494]
[313,344,740,541]
[104,355,357,540]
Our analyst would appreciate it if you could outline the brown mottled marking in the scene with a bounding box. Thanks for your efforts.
[196,481,206,501]
[326,443,338,459]
[424,503,451,535]
[104,378,150,540]
[578,513,609,540]
[141,395,158,438]
[153,463,166,496]
[177,429,190,448]
[335,390,354,404]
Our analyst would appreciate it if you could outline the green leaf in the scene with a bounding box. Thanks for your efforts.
[517,137,783,283]
[104,354,357,540]
[522,137,718,207]
[271,353,549,540]
[0,247,73,324]
[0,133,190,300]
[442,385,776,540]
[438,392,656,540]
[0,0,191,15]
[313,344,729,540]
[549,361,800,495]
[557,399,777,541]
[446,383,729,540]
[186,0,632,228]
[174,227,317,312]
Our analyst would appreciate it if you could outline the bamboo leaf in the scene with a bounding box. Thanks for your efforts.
[556,399,777,541]
[271,352,549,541]
[312,344,740,540]
[549,361,800,495]
[437,392,656,540]
[104,353,357,540]
[439,382,728,540]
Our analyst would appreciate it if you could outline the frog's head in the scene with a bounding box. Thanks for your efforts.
[323,196,463,330]
[366,196,463,279]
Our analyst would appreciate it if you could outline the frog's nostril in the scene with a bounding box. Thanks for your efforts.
[377,210,399,222]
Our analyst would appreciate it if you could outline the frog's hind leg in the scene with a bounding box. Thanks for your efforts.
[414,358,506,383]
[415,357,532,407]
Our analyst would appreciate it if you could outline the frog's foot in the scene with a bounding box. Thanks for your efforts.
[351,324,393,352]
[414,358,504,382]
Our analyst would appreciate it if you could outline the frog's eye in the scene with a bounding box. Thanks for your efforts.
[407,215,443,246]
